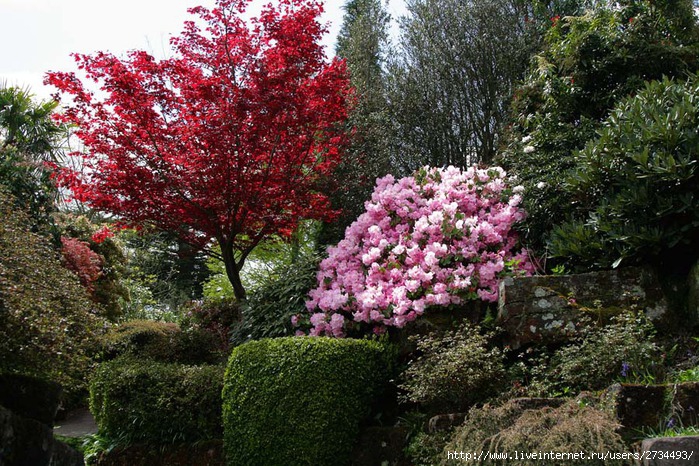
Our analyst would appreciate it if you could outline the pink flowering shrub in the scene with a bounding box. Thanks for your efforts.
[297,166,533,337]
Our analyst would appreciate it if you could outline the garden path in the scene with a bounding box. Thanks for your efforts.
[53,407,98,437]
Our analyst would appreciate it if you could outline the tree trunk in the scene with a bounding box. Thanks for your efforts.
[220,240,246,301]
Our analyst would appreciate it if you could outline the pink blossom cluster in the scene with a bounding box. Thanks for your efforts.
[297,166,533,337]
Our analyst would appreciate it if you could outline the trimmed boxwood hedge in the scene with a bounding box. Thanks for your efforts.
[89,356,224,445]
[222,337,391,466]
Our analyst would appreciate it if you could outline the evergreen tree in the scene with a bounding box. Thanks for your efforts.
[320,0,393,245]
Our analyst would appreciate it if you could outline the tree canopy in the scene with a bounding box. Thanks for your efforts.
[46,0,351,301]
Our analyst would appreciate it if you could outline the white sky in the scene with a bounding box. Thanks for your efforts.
[1,0,406,102]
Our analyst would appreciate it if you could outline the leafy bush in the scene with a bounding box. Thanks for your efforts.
[528,312,663,396]
[231,251,321,346]
[550,75,699,270]
[222,337,391,466]
[499,0,699,254]
[99,319,221,365]
[300,166,532,337]
[60,236,103,293]
[90,357,224,445]
[55,213,129,321]
[180,298,240,353]
[399,322,505,413]
[0,188,104,401]
[405,431,453,466]
[441,398,629,466]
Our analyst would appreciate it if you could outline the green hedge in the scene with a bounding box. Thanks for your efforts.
[99,319,220,365]
[222,337,390,466]
[90,357,224,444]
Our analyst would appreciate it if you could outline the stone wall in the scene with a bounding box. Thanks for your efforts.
[497,266,669,349]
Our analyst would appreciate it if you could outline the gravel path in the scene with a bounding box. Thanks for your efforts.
[53,407,98,437]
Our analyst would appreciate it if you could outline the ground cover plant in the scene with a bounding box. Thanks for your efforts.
[440,398,630,466]
[399,322,505,413]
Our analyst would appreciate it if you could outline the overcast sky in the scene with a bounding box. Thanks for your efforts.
[1,0,406,101]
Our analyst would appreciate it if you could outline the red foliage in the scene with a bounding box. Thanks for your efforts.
[61,236,103,293]
[46,0,351,300]
[91,226,114,244]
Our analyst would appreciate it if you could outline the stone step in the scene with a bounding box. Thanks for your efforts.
[639,436,699,465]
[604,382,699,436]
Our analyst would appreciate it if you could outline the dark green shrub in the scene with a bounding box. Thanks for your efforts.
[550,75,699,270]
[222,337,390,466]
[89,357,224,445]
[99,319,220,364]
[99,319,178,360]
[441,398,629,465]
[180,298,240,353]
[230,251,322,346]
[528,312,662,396]
[0,188,104,401]
[399,322,505,413]
[499,0,699,255]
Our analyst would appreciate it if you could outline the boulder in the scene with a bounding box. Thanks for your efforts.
[0,374,62,426]
[603,384,667,437]
[639,436,699,465]
[670,382,699,426]
[603,382,699,438]
[0,405,83,466]
[497,266,668,349]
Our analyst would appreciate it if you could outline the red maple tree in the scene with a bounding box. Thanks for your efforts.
[46,0,350,300]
